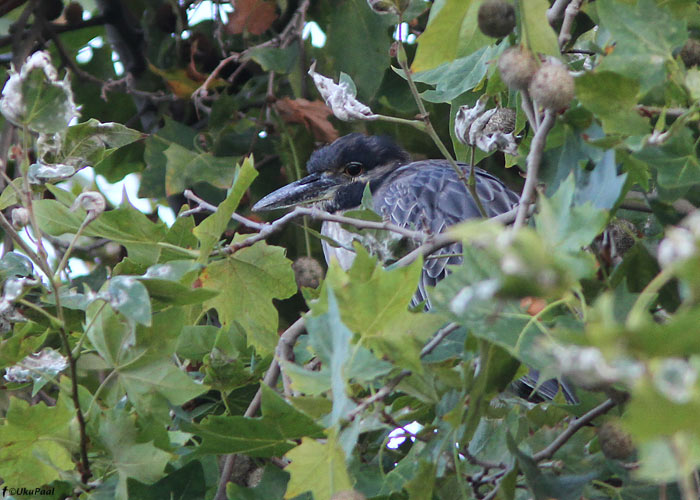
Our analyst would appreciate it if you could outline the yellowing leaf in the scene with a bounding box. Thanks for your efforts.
[284,434,352,500]
[0,396,75,488]
[520,0,559,56]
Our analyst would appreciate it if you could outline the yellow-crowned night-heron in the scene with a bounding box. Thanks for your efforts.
[253,133,575,403]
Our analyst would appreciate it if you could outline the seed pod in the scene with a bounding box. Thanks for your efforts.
[497,46,538,91]
[11,207,30,229]
[681,39,700,67]
[292,257,324,289]
[598,422,635,460]
[478,0,516,38]
[483,107,516,135]
[528,61,575,110]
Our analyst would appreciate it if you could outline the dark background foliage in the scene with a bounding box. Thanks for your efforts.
[1,0,700,499]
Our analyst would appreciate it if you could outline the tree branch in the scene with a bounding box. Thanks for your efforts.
[513,109,556,230]
[225,206,429,254]
[558,0,583,49]
[547,0,572,25]
[532,398,617,461]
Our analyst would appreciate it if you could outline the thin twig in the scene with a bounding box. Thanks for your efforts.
[513,109,556,230]
[394,30,487,217]
[532,398,616,461]
[226,206,428,254]
[347,323,460,420]
[182,189,265,230]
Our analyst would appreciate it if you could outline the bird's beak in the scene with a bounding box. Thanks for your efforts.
[252,172,341,211]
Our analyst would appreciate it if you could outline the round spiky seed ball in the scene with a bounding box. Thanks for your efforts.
[528,62,575,110]
[478,0,516,38]
[330,491,367,500]
[598,422,635,460]
[64,2,83,25]
[497,46,538,91]
[681,39,700,67]
[483,107,516,135]
[292,257,324,289]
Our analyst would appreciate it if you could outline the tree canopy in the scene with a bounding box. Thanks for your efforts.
[1,0,700,499]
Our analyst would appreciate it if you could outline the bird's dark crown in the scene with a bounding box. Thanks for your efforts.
[307,133,410,174]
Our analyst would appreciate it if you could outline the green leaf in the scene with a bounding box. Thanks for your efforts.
[19,66,76,133]
[109,275,152,326]
[535,173,608,252]
[311,247,446,372]
[227,464,290,500]
[507,433,597,500]
[404,460,437,500]
[0,178,24,210]
[284,433,353,500]
[193,156,258,261]
[634,128,700,189]
[0,251,33,278]
[248,45,299,73]
[305,287,361,423]
[412,0,490,72]
[635,435,700,483]
[575,71,650,136]
[162,142,238,196]
[623,378,700,442]
[596,0,687,93]
[98,408,172,499]
[298,285,395,408]
[86,305,206,420]
[411,45,500,103]
[127,460,206,500]
[185,385,323,457]
[574,150,627,210]
[34,197,168,266]
[60,118,144,168]
[324,0,392,101]
[160,209,199,263]
[138,260,219,306]
[0,396,75,488]
[520,0,560,56]
[201,240,296,355]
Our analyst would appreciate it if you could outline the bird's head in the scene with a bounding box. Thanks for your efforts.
[252,133,410,213]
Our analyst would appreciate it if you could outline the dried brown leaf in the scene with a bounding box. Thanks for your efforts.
[275,98,339,143]
[226,0,277,36]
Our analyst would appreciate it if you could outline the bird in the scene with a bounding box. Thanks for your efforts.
[253,133,576,403]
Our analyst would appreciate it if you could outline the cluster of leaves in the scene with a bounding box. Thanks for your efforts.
[1,0,700,499]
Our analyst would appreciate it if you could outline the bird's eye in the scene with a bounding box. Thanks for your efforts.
[344,162,364,176]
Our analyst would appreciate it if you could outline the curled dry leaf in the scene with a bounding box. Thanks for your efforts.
[308,62,378,122]
[274,97,339,142]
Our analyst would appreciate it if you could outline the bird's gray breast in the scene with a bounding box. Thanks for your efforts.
[321,220,358,271]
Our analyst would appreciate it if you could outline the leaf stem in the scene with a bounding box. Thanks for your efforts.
[394,33,487,217]
[626,264,676,328]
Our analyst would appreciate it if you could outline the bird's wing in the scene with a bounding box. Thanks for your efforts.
[373,160,519,306]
